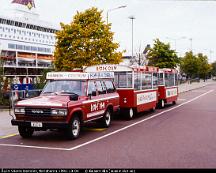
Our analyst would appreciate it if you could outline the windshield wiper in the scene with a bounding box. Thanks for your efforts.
[42,92,57,95]
[59,92,79,95]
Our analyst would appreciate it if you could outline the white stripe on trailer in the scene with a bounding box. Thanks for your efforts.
[137,91,157,105]
[166,88,178,98]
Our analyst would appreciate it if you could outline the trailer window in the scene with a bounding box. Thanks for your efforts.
[134,72,141,90]
[141,73,152,90]
[158,73,164,85]
[153,73,158,88]
[114,72,132,88]
[165,73,175,87]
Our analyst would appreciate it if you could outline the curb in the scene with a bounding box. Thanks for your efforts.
[178,82,214,94]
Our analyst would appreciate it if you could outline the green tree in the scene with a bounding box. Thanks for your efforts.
[147,39,179,68]
[211,61,216,76]
[54,7,122,71]
[35,69,53,89]
[197,53,211,80]
[180,51,199,79]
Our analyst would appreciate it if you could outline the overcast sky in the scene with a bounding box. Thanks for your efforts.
[1,0,216,62]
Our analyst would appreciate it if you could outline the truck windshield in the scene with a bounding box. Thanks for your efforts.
[42,80,85,96]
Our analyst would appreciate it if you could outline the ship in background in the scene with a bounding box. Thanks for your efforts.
[0,0,59,89]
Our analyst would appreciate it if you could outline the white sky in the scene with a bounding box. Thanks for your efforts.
[0,0,216,62]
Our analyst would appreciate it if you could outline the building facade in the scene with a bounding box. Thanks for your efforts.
[0,0,59,88]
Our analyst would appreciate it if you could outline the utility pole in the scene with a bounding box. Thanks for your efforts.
[129,16,135,64]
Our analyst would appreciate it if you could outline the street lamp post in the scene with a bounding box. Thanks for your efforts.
[129,15,135,64]
[106,5,127,24]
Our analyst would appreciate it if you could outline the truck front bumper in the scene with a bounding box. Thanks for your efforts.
[11,119,70,129]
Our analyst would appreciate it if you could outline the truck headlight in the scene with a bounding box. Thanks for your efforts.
[14,107,25,114]
[51,109,68,116]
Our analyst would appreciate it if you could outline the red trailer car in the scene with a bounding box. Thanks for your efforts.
[84,64,159,119]
[157,68,178,108]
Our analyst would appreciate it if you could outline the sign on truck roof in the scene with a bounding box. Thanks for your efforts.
[46,72,114,80]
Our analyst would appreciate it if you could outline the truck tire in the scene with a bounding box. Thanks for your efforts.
[66,115,81,140]
[101,109,111,128]
[18,126,34,138]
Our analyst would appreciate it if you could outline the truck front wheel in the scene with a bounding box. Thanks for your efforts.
[66,116,81,140]
[18,126,34,138]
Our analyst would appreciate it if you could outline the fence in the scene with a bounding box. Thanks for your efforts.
[9,89,42,109]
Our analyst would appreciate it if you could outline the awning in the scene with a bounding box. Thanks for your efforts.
[37,59,52,64]
[18,57,35,63]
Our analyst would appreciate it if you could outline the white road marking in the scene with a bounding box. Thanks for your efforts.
[0,89,214,151]
[177,98,186,101]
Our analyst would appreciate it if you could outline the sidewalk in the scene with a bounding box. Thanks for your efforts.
[178,79,215,93]
[0,110,17,137]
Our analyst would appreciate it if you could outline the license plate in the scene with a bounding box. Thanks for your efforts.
[31,122,43,127]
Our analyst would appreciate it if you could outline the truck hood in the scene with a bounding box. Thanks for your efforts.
[16,95,71,107]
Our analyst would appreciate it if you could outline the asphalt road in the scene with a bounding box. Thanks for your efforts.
[0,83,216,168]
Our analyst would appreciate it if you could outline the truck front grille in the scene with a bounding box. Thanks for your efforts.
[25,108,51,116]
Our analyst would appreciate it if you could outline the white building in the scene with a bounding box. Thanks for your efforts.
[0,0,59,85]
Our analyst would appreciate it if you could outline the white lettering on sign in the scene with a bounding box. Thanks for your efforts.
[137,92,157,105]
[89,72,114,79]
[84,65,133,72]
[166,88,178,98]
[47,72,88,80]
[96,66,117,71]
[91,102,106,112]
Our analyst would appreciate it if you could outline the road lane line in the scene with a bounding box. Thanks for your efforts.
[0,89,213,151]
[0,133,18,139]
[177,98,186,101]
[0,143,69,151]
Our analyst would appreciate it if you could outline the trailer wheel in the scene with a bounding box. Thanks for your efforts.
[18,126,34,138]
[101,109,111,128]
[151,106,156,112]
[159,99,165,108]
[126,108,135,120]
[66,115,81,140]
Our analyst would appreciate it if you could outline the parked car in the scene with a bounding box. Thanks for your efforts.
[11,72,120,139]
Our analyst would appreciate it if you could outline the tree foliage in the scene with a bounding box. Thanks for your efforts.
[197,53,211,79]
[180,51,211,79]
[146,39,179,68]
[54,7,122,71]
[180,51,198,78]
[211,61,216,76]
